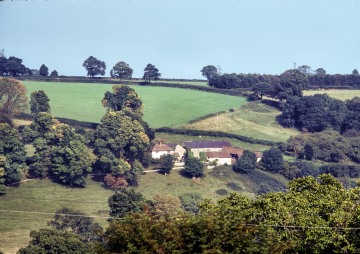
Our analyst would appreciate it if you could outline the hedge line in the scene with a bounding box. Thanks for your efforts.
[187,111,226,125]
[155,127,279,146]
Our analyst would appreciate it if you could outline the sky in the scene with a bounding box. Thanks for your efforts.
[0,0,359,79]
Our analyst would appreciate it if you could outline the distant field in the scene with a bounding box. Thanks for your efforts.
[155,80,209,86]
[304,89,360,100]
[23,81,246,128]
[183,101,301,142]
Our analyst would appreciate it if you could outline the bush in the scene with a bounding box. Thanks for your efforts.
[216,189,229,196]
[226,182,242,191]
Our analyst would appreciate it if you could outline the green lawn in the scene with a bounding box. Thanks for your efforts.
[304,89,360,101]
[23,81,246,128]
[183,101,301,142]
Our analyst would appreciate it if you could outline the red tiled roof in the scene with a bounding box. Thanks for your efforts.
[152,143,173,152]
[222,146,244,156]
[255,152,263,158]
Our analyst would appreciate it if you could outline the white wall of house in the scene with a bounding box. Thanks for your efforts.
[207,157,232,166]
[151,151,174,159]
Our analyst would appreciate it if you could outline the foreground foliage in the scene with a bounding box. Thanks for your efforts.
[97,175,360,253]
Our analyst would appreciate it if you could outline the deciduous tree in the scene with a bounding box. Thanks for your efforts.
[260,147,284,173]
[158,154,174,174]
[110,61,133,80]
[82,56,106,77]
[39,64,49,76]
[184,156,204,177]
[200,65,218,80]
[233,150,257,174]
[30,90,51,115]
[108,188,145,218]
[142,63,161,83]
[50,70,59,77]
[0,77,28,116]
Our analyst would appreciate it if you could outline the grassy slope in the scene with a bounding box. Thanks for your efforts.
[23,81,246,128]
[0,179,112,254]
[183,101,301,142]
[304,89,360,100]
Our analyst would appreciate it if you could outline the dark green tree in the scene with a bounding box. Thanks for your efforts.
[315,68,326,75]
[276,69,309,100]
[142,63,161,83]
[352,69,359,76]
[110,61,133,80]
[108,188,145,218]
[233,150,257,174]
[39,64,49,76]
[260,147,284,173]
[158,154,174,174]
[48,208,102,242]
[30,90,51,115]
[184,156,204,177]
[101,85,143,115]
[0,123,26,194]
[200,65,218,80]
[297,64,312,74]
[304,144,314,160]
[4,56,28,76]
[18,229,95,254]
[50,70,59,77]
[82,56,106,77]
[179,193,202,214]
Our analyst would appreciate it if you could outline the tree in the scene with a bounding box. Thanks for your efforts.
[297,65,312,74]
[142,63,161,83]
[260,147,284,173]
[0,78,28,116]
[276,69,309,100]
[48,208,102,242]
[152,194,183,216]
[50,70,59,77]
[304,144,314,160]
[93,110,150,185]
[101,85,143,115]
[201,65,218,80]
[82,56,106,77]
[110,61,133,80]
[158,154,174,174]
[352,69,359,76]
[108,188,145,218]
[179,193,202,214]
[4,56,28,76]
[184,156,204,177]
[24,112,94,186]
[233,150,257,174]
[18,229,95,254]
[39,64,49,76]
[30,90,51,115]
[315,68,326,75]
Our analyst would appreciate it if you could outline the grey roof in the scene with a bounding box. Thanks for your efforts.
[182,140,232,149]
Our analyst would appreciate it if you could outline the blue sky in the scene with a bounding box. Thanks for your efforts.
[0,0,359,79]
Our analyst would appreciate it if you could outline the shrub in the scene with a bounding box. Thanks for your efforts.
[216,189,229,196]
[226,182,242,191]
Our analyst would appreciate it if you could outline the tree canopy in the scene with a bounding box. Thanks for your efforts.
[82,56,106,77]
[50,70,59,77]
[233,150,257,174]
[184,156,204,177]
[110,61,133,80]
[30,90,51,115]
[0,77,28,116]
[108,188,145,218]
[201,65,218,80]
[39,64,49,76]
[142,63,161,82]
[0,56,32,76]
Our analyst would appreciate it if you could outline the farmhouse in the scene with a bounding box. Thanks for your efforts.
[221,146,244,160]
[182,140,232,158]
[205,151,232,166]
[151,142,186,161]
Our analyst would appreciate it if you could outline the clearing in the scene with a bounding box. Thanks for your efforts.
[182,100,301,142]
[23,81,246,128]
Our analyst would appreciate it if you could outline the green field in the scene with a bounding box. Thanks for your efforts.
[0,167,287,253]
[23,81,246,128]
[304,89,360,100]
[183,101,301,142]
[154,80,209,86]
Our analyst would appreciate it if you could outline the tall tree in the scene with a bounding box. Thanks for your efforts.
[0,123,26,194]
[39,64,49,76]
[201,65,218,80]
[353,69,359,76]
[110,61,133,80]
[0,77,28,116]
[233,150,257,174]
[142,63,161,83]
[30,90,51,115]
[158,154,174,174]
[50,70,59,77]
[108,188,145,218]
[260,147,284,173]
[184,156,204,177]
[276,69,309,100]
[4,56,27,76]
[101,85,143,115]
[82,56,106,77]
[315,68,326,75]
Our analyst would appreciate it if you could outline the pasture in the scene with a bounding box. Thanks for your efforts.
[304,89,360,100]
[183,101,301,142]
[22,81,246,128]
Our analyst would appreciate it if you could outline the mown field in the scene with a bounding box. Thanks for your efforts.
[304,89,360,100]
[23,81,245,128]
[183,100,301,143]
[0,167,287,254]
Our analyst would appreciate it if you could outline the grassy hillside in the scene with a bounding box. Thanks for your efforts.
[182,101,301,142]
[0,167,287,253]
[23,81,246,128]
[304,89,360,100]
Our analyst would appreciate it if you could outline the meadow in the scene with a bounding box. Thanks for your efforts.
[23,81,246,128]
[183,100,301,142]
[0,167,287,254]
[304,89,360,100]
